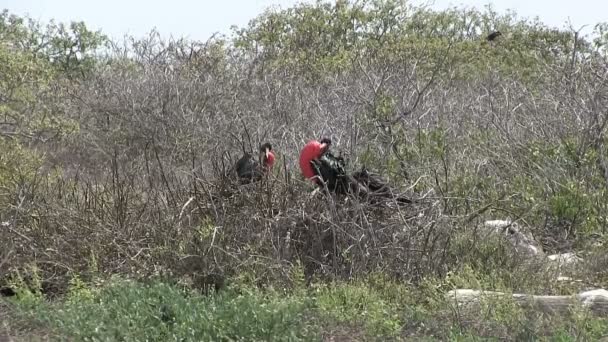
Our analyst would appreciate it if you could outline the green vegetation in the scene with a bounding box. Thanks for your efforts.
[1,0,608,340]
[14,278,316,341]
[6,275,608,341]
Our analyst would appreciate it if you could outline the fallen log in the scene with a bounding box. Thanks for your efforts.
[482,220,542,257]
[447,289,608,315]
[547,252,582,266]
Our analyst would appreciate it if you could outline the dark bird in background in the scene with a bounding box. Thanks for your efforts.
[299,138,411,204]
[351,167,411,204]
[486,31,502,41]
[234,142,275,184]
[0,286,16,297]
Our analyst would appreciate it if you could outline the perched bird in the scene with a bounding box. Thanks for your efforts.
[486,31,502,42]
[233,142,275,184]
[351,167,411,204]
[299,138,411,203]
[299,138,332,181]
[299,138,346,191]
[0,286,16,297]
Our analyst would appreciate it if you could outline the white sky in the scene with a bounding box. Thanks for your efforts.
[2,0,607,41]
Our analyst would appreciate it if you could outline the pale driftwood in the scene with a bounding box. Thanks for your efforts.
[547,252,582,266]
[482,220,543,257]
[447,289,608,315]
[482,220,585,267]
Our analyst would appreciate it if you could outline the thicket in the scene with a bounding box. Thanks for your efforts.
[1,0,608,338]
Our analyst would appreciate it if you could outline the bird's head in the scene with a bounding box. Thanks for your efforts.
[259,142,275,170]
[319,137,332,154]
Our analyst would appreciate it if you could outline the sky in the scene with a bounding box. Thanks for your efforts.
[2,0,607,41]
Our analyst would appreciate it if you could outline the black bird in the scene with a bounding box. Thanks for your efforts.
[0,286,16,297]
[351,167,412,204]
[233,142,276,184]
[486,31,502,41]
[299,138,411,204]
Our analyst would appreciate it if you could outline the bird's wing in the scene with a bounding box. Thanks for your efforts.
[235,153,259,179]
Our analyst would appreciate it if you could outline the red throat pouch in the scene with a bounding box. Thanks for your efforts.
[299,140,325,181]
[265,151,276,169]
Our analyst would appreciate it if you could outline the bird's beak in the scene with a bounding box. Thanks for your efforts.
[265,147,270,160]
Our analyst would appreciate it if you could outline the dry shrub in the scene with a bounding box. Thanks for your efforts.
[1,25,607,296]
